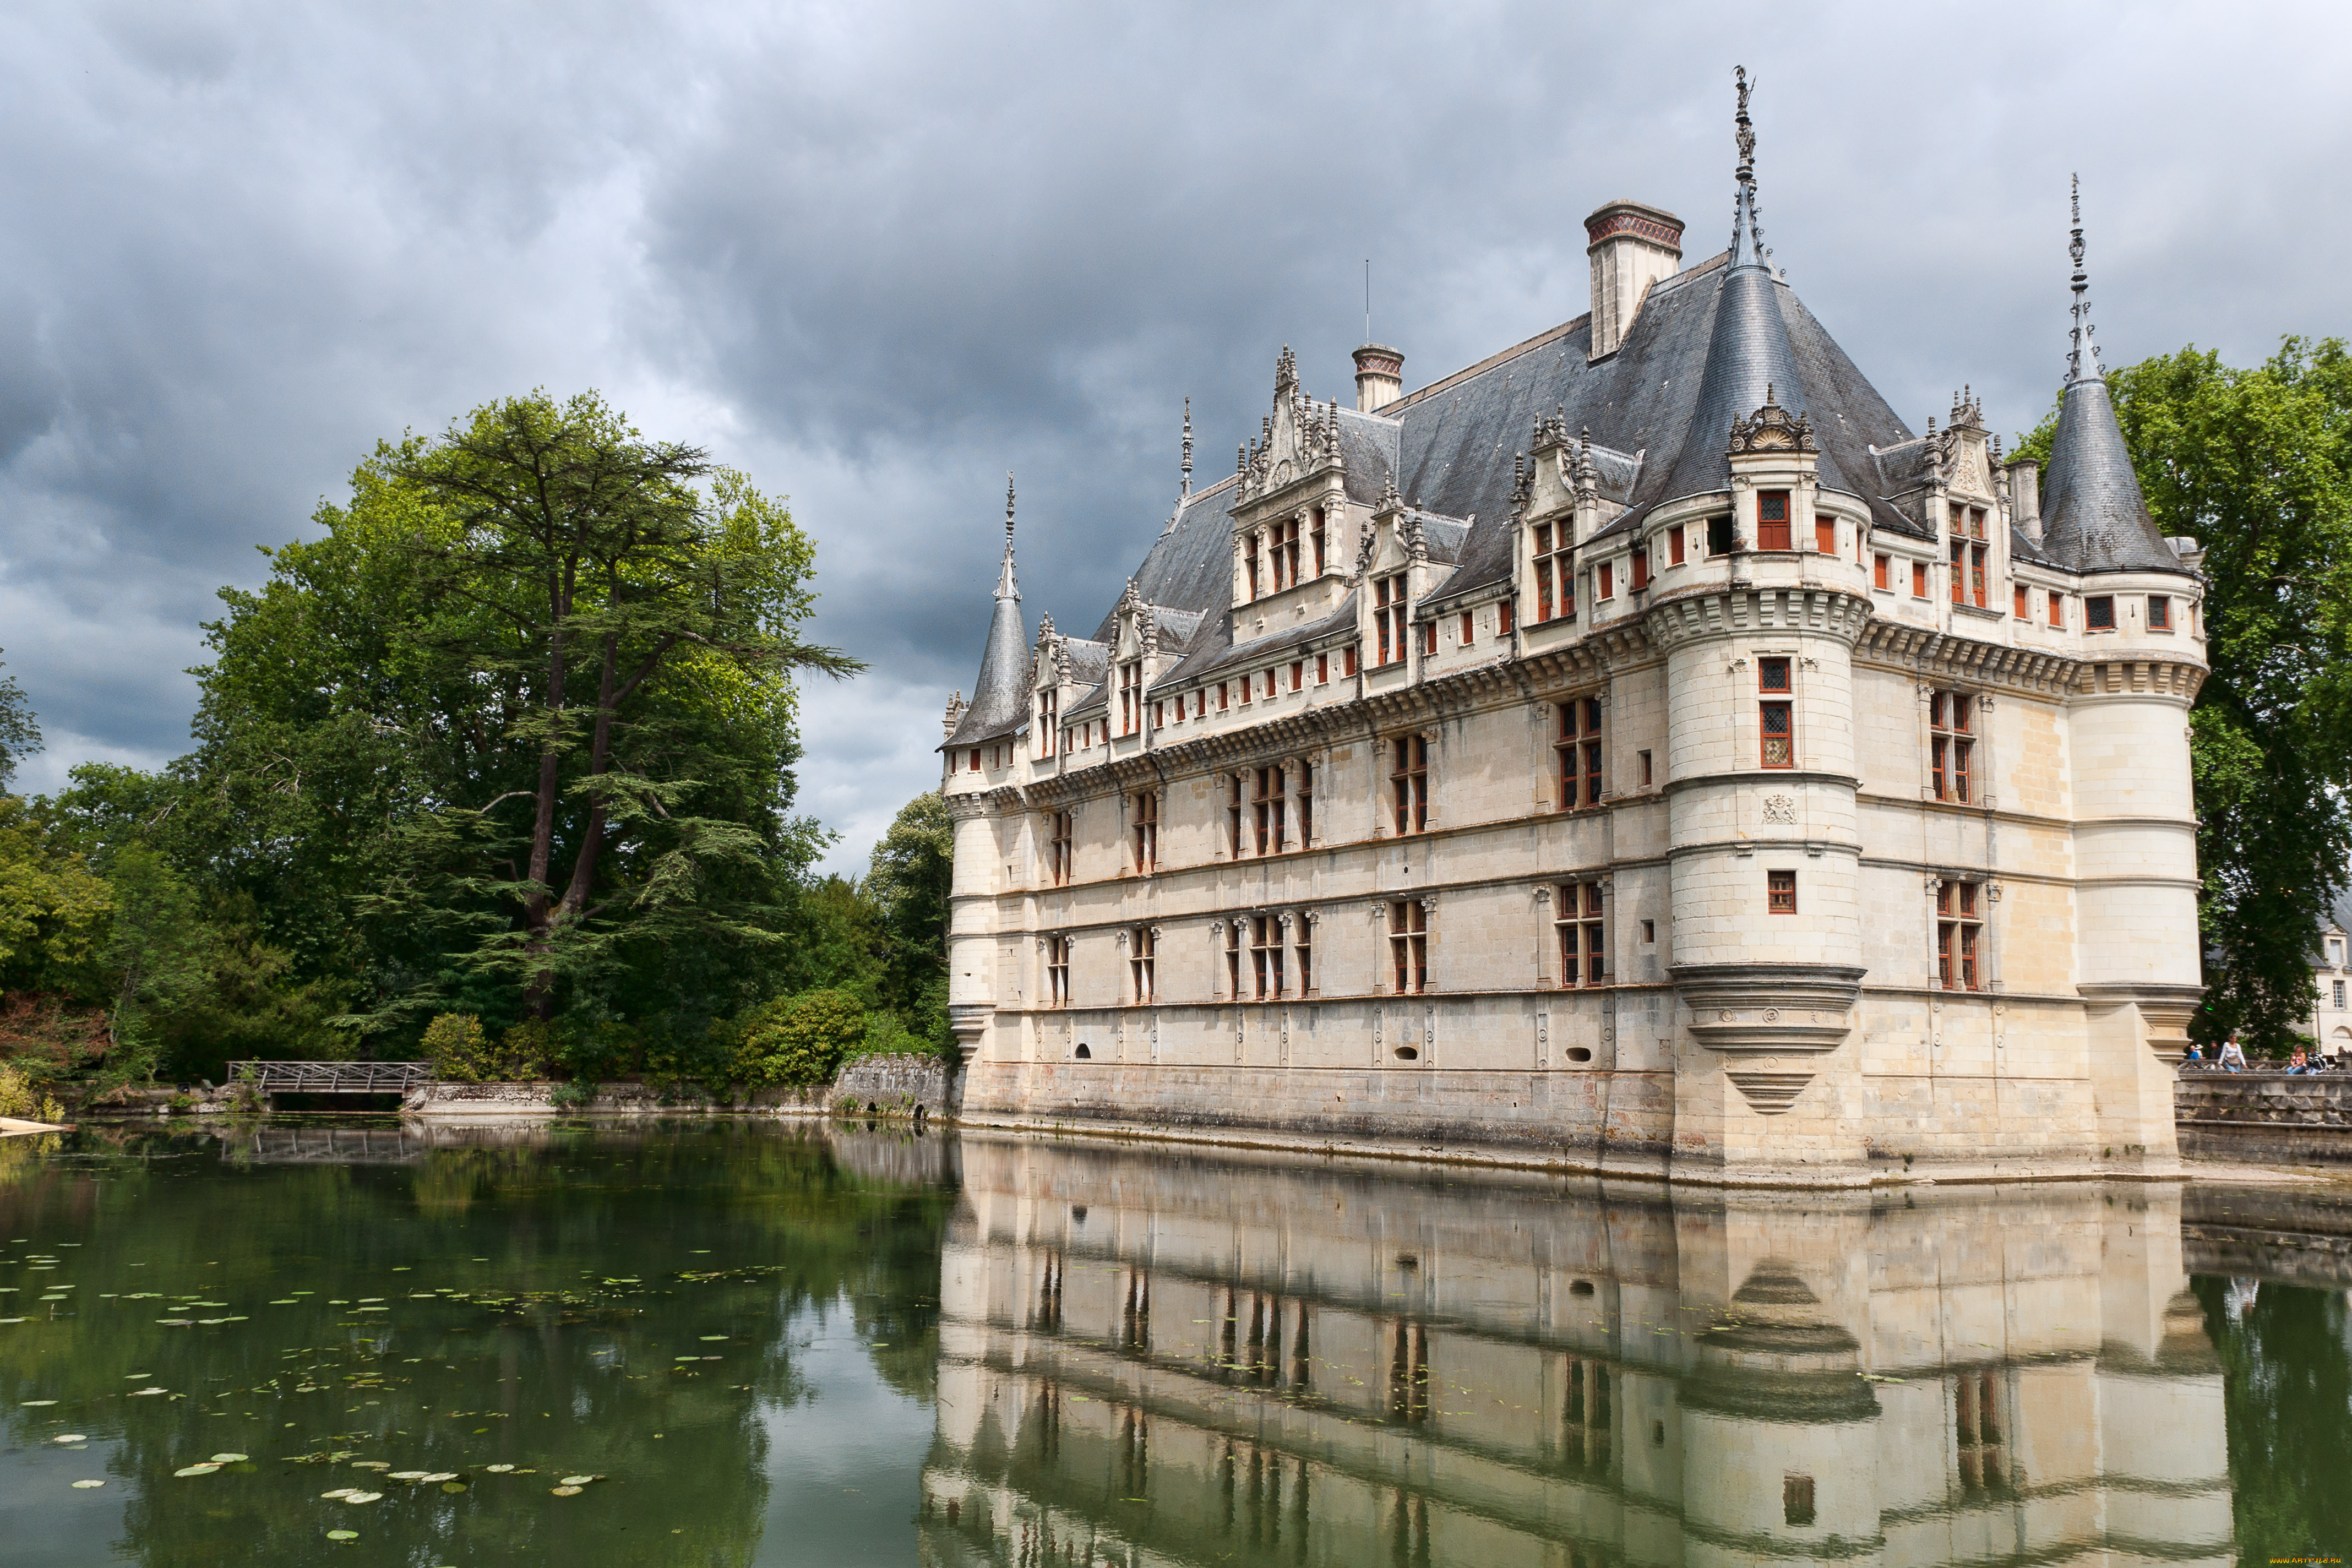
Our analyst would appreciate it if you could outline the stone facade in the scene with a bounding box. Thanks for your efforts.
[940,100,2204,1184]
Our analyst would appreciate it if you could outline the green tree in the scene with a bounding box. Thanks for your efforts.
[0,650,37,793]
[99,845,221,1084]
[865,791,953,1043]
[2018,339,2352,1048]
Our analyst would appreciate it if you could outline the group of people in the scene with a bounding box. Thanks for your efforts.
[2185,1033,2344,1073]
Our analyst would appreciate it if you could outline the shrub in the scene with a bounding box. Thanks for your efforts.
[547,1080,596,1111]
[422,1013,491,1082]
[0,1063,32,1118]
[735,990,866,1087]
[498,1019,562,1082]
[36,1095,61,1124]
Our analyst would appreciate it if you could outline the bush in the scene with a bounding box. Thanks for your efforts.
[498,1019,561,1082]
[0,1063,32,1118]
[548,1079,596,1110]
[734,989,866,1088]
[421,1013,491,1082]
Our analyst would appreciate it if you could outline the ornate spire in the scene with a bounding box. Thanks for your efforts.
[996,471,1019,601]
[2066,173,2104,383]
[1180,397,1193,497]
[1728,66,1767,273]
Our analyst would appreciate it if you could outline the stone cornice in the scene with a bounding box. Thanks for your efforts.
[1642,585,1873,650]
[1854,620,2080,695]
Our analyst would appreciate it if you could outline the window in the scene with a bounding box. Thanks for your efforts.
[1132,790,1159,872]
[1315,652,1329,684]
[1555,698,1604,809]
[1218,681,1229,711]
[1295,917,1314,995]
[1290,659,1304,692]
[1950,507,1989,608]
[1244,532,1261,601]
[1815,516,1836,553]
[1238,673,1251,705]
[1152,700,1164,728]
[1758,657,1794,769]
[1768,870,1797,914]
[1226,776,1244,857]
[1193,690,1206,720]
[1374,574,1408,665]
[1874,553,1890,590]
[1641,918,1656,943]
[1460,611,1475,645]
[1046,935,1072,1007]
[1296,762,1314,846]
[1936,881,1983,990]
[1784,1476,1816,1529]
[1956,1373,2006,1495]
[1556,881,1607,987]
[1498,595,1515,634]
[1047,811,1074,885]
[1309,507,1326,576]
[1912,560,1929,598]
[1930,692,1973,803]
[1223,921,1242,998]
[1130,926,1155,1003]
[1707,515,1735,556]
[1638,749,1653,786]
[1389,900,1428,993]
[1757,490,1792,551]
[1250,914,1284,999]
[1270,516,1301,591]
[2049,592,2066,629]
[1117,661,1142,735]
[1343,644,1360,677]
[968,749,982,772]
[1598,562,1614,600]
[2086,595,2115,630]
[1563,1359,1613,1473]
[1038,688,1058,755]
[1253,766,1287,855]
[2335,979,2345,1010]
[2014,583,2029,619]
[1669,524,1686,565]
[1533,522,1575,621]
[1390,735,1429,835]
[1420,621,1437,657]
[2148,595,2170,629]
[1631,547,1649,590]
[2332,938,2345,967]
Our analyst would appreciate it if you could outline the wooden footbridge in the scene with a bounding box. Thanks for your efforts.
[226,1060,431,1106]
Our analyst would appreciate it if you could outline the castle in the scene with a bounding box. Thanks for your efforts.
[938,75,2205,1184]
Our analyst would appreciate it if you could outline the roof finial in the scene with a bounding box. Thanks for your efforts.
[1729,66,1766,271]
[996,472,1018,600]
[2067,173,2104,383]
[1180,396,1193,497]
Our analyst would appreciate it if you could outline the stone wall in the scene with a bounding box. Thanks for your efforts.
[399,1054,952,1120]
[2175,1069,2352,1163]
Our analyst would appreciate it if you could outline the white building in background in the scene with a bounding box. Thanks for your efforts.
[937,76,2207,1184]
[2311,891,2352,1055]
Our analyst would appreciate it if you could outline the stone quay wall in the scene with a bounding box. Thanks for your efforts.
[2175,1069,2352,1163]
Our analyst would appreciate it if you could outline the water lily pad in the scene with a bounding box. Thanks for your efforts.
[550,1485,583,1496]
[320,1488,357,1499]
[483,1463,515,1473]
[350,1461,390,1469]
[558,1474,597,1486]
[71,1479,105,1489]
[325,1529,357,1540]
[129,1387,166,1397]
[269,1299,298,1304]
[439,1482,467,1494]
[344,1490,383,1504]
[174,1463,220,1477]
[209,1452,248,1463]
[52,1434,87,1444]
[699,1335,727,1341]
[388,1471,429,1480]
[122,1373,151,1380]
[421,1472,458,1483]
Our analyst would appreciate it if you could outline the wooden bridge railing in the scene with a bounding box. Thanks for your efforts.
[225,1061,433,1096]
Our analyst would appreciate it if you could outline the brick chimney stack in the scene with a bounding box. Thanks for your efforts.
[1586,199,1684,361]
[1353,344,1403,412]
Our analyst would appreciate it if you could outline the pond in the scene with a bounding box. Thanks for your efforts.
[0,1119,2344,1566]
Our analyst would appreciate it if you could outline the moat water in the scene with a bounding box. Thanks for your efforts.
[1,1119,2344,1566]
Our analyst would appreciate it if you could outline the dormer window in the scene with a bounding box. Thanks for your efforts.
[1310,507,1327,575]
[1951,507,1989,608]
[1757,490,1792,551]
[1244,533,1262,601]
[1271,516,1302,590]
[1534,523,1575,622]
[1117,661,1142,736]
[1037,688,1058,756]
[1374,574,1409,666]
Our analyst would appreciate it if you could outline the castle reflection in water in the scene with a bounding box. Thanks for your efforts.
[917,1139,2229,1568]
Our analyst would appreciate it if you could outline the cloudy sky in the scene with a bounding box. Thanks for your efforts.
[0,0,2343,870]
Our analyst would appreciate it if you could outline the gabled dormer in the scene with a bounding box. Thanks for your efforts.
[1228,347,1370,638]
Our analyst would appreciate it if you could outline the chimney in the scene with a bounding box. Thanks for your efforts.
[1353,344,1403,413]
[2006,458,2042,545]
[1585,199,1684,360]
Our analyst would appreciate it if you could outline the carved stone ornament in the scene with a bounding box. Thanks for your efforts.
[1673,962,1865,1055]
[1761,794,1796,824]
[1727,382,1817,455]
[1726,1070,1813,1115]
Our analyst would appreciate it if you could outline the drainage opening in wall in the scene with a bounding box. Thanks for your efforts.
[1393,1046,1418,1061]
[1074,1043,1091,1059]
[1570,1280,1596,1296]
[1566,1047,1592,1063]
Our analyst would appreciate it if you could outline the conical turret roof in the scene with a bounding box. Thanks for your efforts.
[2037,179,2189,577]
[944,475,1030,749]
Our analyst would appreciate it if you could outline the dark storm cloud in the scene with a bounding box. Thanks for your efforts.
[0,0,2344,863]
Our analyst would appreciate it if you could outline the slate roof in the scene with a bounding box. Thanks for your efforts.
[2041,372,2194,576]
[943,547,1027,748]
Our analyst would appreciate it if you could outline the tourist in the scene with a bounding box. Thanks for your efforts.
[2184,1041,2206,1066]
[2217,1035,2249,1072]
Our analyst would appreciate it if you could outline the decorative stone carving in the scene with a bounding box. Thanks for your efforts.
[1726,1070,1813,1115]
[1673,963,1865,1055]
[1727,383,1816,454]
[1761,794,1796,824]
